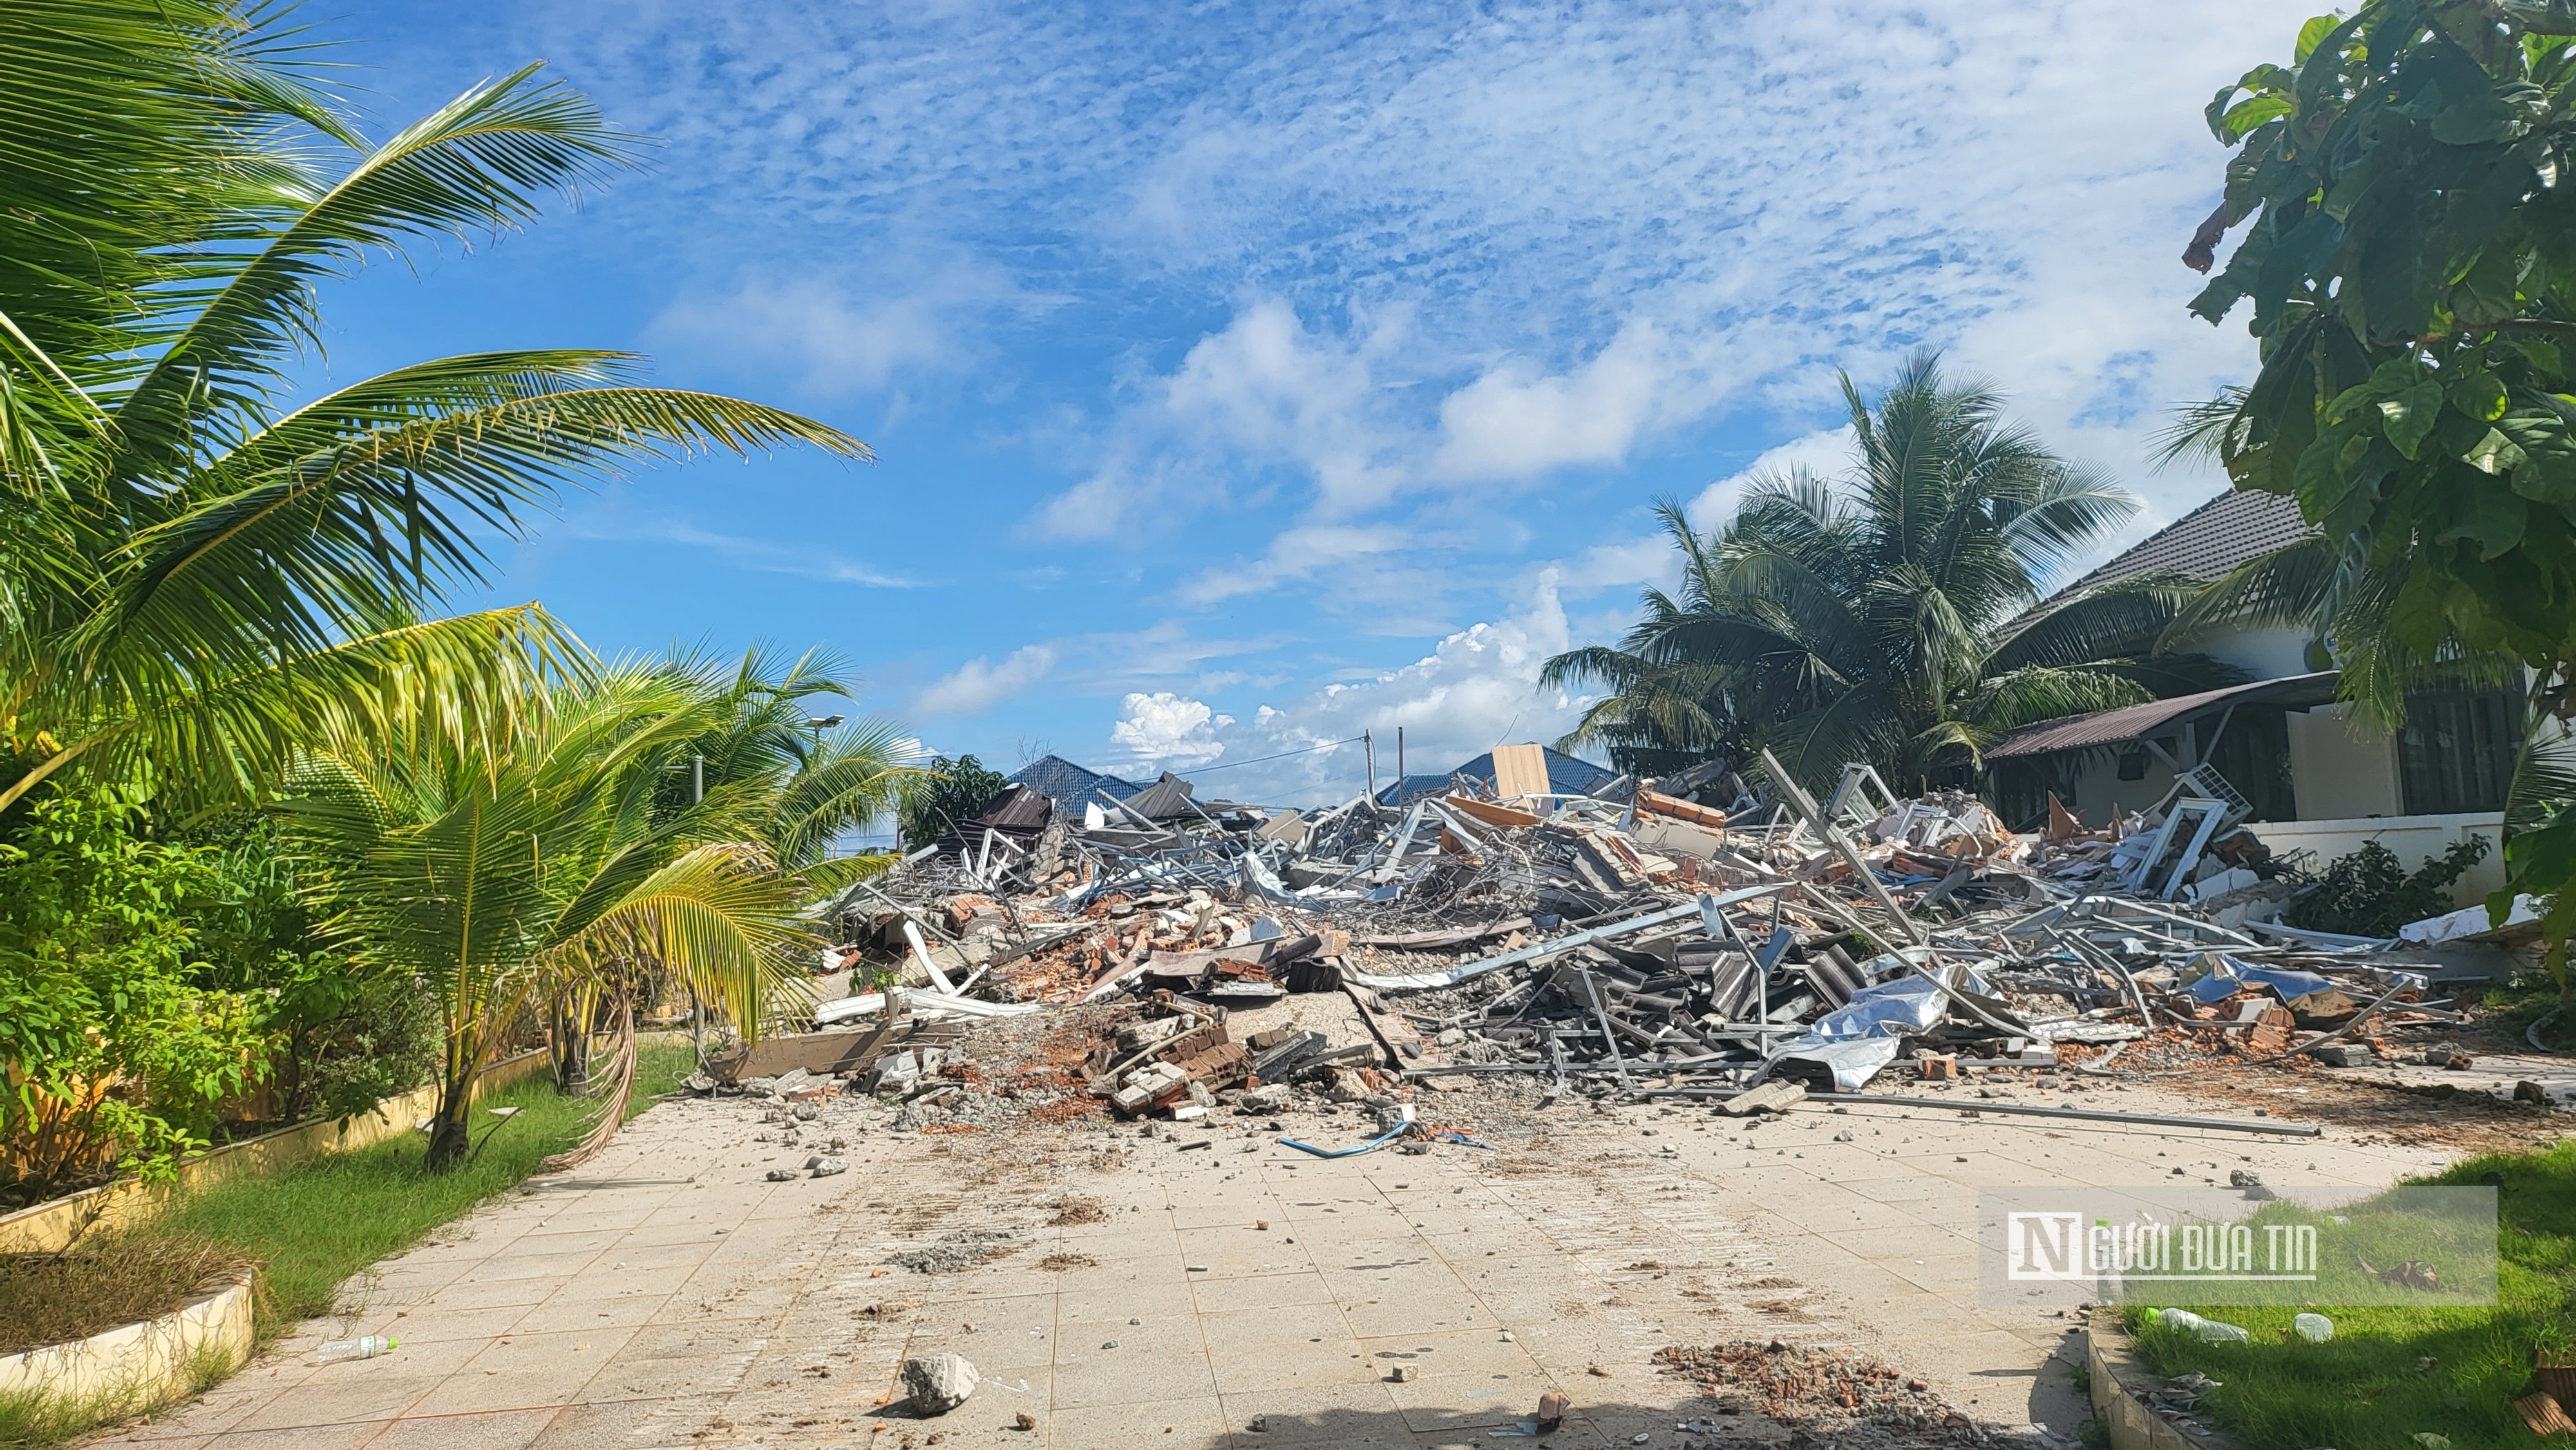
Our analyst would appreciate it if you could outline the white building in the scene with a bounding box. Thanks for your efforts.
[1985,491,2519,904]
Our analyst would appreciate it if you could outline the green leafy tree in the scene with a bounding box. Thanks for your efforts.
[187,817,440,1124]
[0,1,868,820]
[0,783,269,1201]
[899,755,1009,849]
[2187,3,2576,986]
[1544,354,2240,791]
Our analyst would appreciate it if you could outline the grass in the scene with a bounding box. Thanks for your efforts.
[0,1039,694,1450]
[2126,1140,2576,1448]
[0,1231,252,1355]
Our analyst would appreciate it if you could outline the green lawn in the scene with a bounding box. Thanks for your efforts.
[2126,1141,2576,1449]
[0,1039,694,1449]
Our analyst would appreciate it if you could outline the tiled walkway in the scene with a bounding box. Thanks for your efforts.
[108,1077,2451,1449]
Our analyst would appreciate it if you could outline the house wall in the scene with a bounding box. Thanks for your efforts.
[2283,702,2404,820]
[2055,751,2177,829]
[2245,810,2507,906]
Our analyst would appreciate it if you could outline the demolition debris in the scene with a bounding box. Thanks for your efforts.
[703,742,2530,1142]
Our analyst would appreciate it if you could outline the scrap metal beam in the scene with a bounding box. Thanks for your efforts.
[1347,883,1790,993]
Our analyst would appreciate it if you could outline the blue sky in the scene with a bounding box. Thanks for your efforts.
[311,0,2312,805]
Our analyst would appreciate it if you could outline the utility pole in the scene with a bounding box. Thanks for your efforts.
[1364,730,1376,805]
[691,754,704,805]
[1396,726,1405,805]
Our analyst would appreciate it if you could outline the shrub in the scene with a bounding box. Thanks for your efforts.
[0,785,270,1203]
[2290,835,2490,939]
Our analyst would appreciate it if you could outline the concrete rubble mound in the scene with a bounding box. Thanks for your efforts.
[701,744,2517,1136]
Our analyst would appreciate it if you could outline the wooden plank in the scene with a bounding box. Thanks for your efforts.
[1444,795,1542,829]
[1491,742,1551,800]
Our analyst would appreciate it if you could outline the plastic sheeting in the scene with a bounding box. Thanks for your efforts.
[1765,956,1991,1091]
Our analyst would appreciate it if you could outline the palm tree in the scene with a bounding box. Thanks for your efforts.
[1546,353,2240,791]
[281,655,908,1171]
[0,3,867,820]
[542,645,920,1090]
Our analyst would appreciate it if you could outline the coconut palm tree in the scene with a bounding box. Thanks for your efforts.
[1546,353,2240,791]
[281,655,907,1171]
[0,2,867,819]
[542,645,921,1091]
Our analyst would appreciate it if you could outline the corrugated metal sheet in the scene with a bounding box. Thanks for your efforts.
[1121,771,1200,820]
[966,783,1052,833]
[1984,672,2342,760]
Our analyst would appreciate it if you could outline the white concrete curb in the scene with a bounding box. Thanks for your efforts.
[0,1270,254,1415]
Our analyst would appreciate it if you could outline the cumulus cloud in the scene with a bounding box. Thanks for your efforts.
[1685,427,1858,527]
[1028,301,1411,540]
[913,645,1058,717]
[1110,691,1233,768]
[1108,570,1587,804]
[1432,321,1677,482]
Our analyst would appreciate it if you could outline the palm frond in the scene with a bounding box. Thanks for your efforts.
[113,64,649,464]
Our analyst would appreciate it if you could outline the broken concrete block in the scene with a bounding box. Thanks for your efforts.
[1236,1082,1293,1113]
[764,1169,798,1182]
[2517,1079,2553,1106]
[1110,1061,1189,1116]
[1719,1081,1807,1116]
[2309,1043,2370,1068]
[810,1156,848,1177]
[901,1352,979,1415]
[869,1051,920,1093]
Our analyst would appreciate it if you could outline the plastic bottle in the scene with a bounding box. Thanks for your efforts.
[2293,1312,2333,1342]
[2152,1309,2249,1343]
[314,1335,396,1364]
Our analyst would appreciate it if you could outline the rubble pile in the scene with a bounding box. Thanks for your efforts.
[1651,1340,1987,1447]
[712,744,2527,1137]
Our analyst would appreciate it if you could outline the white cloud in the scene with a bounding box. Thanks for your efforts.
[913,645,1057,717]
[1432,320,1676,481]
[1127,570,1587,804]
[650,263,1034,397]
[1177,523,1408,605]
[1029,300,1410,540]
[1109,691,1233,768]
[543,3,2302,545]
[1685,427,1857,527]
[560,513,917,588]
